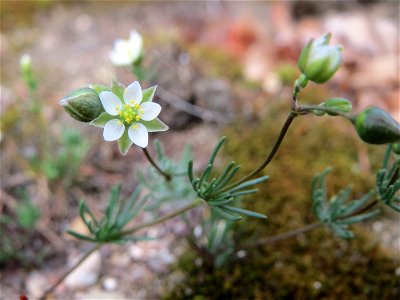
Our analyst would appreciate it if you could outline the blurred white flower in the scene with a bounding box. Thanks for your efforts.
[109,31,143,66]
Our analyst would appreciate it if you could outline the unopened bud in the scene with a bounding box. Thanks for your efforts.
[60,87,104,122]
[298,33,342,84]
[353,106,400,145]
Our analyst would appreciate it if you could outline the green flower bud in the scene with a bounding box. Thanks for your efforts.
[322,98,352,115]
[353,106,400,145]
[392,142,400,155]
[298,33,343,84]
[60,87,104,122]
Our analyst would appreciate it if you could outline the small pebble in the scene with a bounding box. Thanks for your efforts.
[102,277,118,291]
[313,281,322,290]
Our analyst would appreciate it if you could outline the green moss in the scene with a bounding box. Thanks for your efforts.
[165,100,398,299]
[188,44,243,80]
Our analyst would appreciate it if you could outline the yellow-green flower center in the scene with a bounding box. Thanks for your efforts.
[115,100,145,125]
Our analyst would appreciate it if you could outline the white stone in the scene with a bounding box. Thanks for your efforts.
[65,251,101,289]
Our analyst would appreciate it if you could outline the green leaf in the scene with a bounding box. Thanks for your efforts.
[223,205,267,219]
[66,230,97,242]
[90,112,115,128]
[211,206,242,221]
[139,118,169,132]
[117,128,133,156]
[322,98,352,115]
[337,209,380,225]
[111,80,126,100]
[142,85,157,103]
[229,175,269,193]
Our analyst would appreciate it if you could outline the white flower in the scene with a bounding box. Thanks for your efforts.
[91,81,168,154]
[109,31,143,66]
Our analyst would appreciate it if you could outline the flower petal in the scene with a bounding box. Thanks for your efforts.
[100,91,122,116]
[139,102,161,121]
[128,31,143,61]
[123,81,142,104]
[128,123,148,148]
[103,119,125,141]
[109,40,132,66]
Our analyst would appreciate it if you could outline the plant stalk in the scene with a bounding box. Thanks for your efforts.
[39,244,102,300]
[142,147,171,181]
[118,199,202,237]
[219,111,297,192]
[242,221,322,248]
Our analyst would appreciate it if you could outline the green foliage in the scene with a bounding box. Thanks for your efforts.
[311,168,380,239]
[67,185,147,243]
[376,145,400,212]
[188,137,268,221]
[39,128,89,182]
[137,139,196,211]
[15,199,41,228]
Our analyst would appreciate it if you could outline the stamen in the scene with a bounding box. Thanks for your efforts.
[117,120,123,126]
[139,109,144,115]
[135,115,140,121]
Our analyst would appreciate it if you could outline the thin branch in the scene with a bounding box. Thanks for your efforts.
[218,111,297,193]
[142,147,171,181]
[39,244,101,300]
[118,199,202,237]
[241,221,322,248]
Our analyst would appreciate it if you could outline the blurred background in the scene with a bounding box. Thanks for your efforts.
[1,1,399,299]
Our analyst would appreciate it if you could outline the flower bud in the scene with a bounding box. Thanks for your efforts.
[298,33,342,84]
[392,142,400,155]
[60,87,104,122]
[353,106,400,145]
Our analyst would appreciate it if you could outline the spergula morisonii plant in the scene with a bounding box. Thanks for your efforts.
[40,32,399,298]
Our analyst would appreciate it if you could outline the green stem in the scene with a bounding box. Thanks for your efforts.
[382,144,392,169]
[142,147,172,181]
[118,199,202,237]
[39,244,102,300]
[218,112,297,193]
[298,104,353,121]
[242,221,322,248]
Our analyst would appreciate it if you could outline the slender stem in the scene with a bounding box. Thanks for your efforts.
[382,144,392,169]
[118,199,202,237]
[142,147,171,181]
[219,112,297,193]
[241,221,322,248]
[39,244,102,300]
